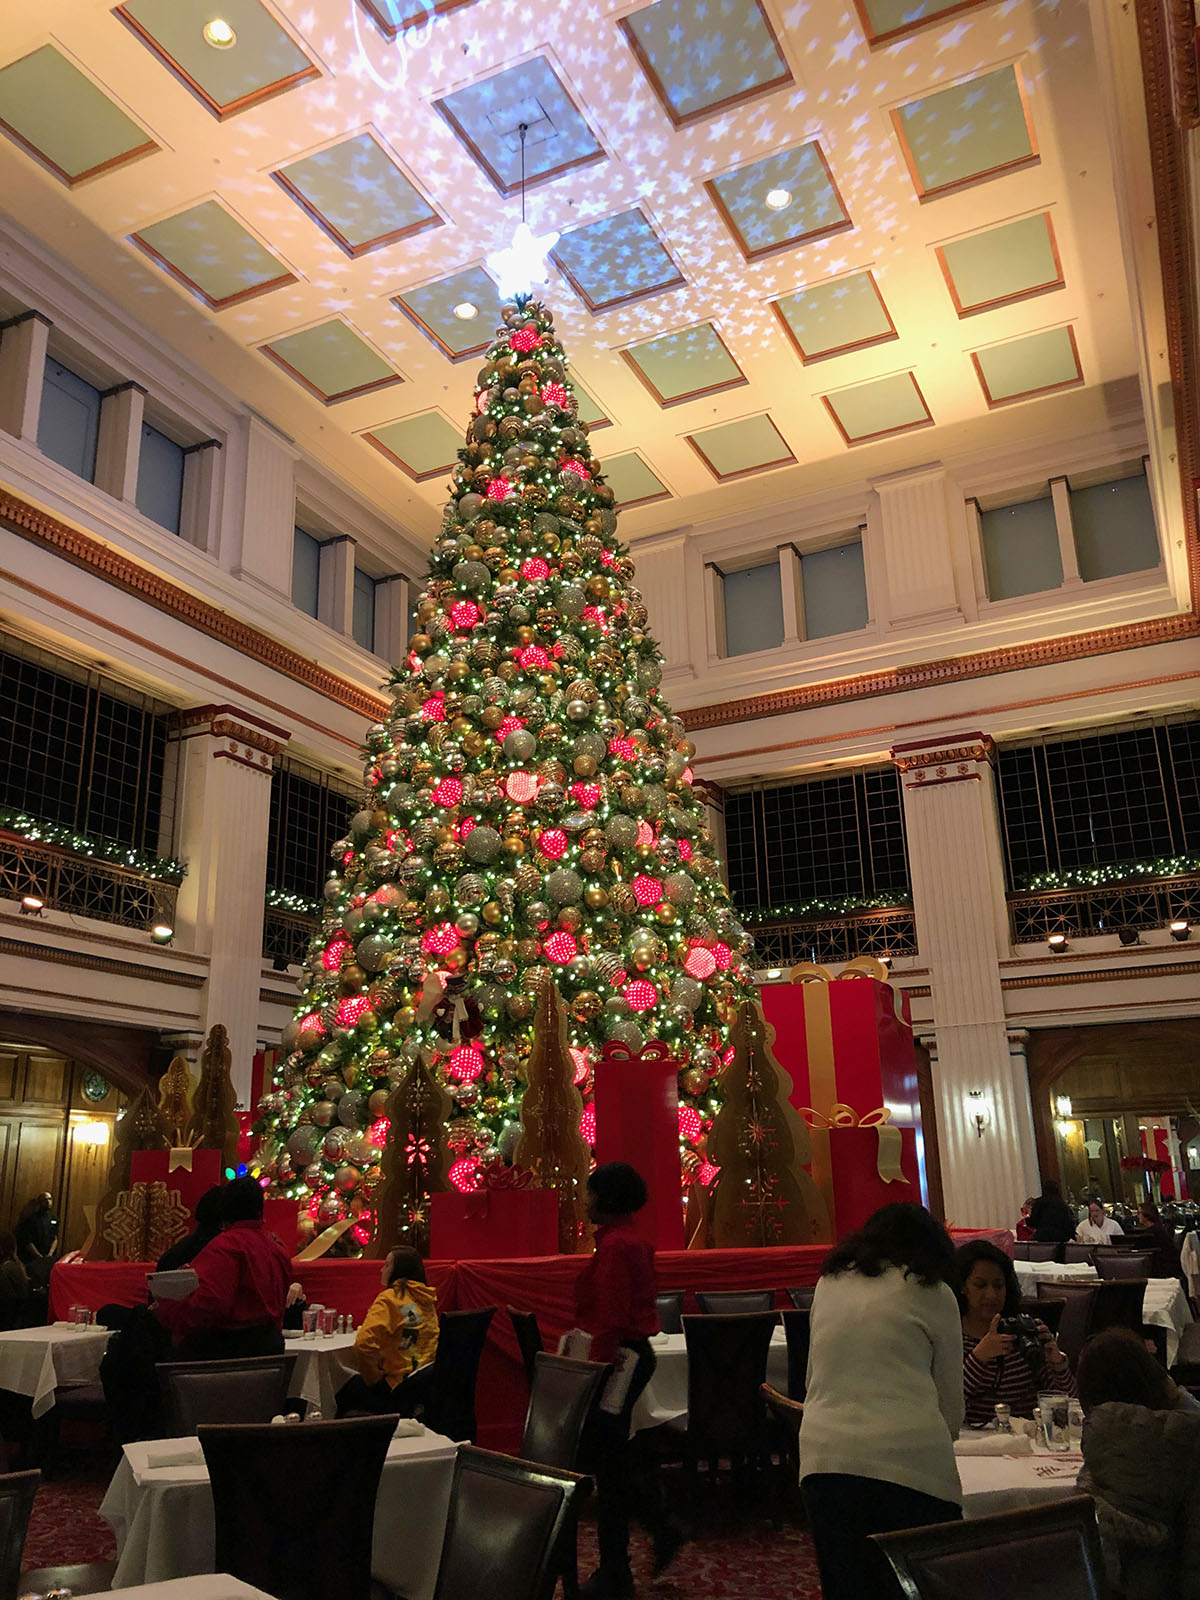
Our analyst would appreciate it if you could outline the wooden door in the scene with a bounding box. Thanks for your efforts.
[0,1118,65,1235]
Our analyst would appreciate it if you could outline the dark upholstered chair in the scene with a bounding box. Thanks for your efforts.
[1094,1250,1155,1280]
[520,1353,607,1473]
[0,1469,39,1600]
[1022,1297,1064,1337]
[786,1285,815,1311]
[1090,1279,1147,1336]
[781,1308,810,1401]
[674,1313,777,1475]
[1063,1243,1096,1265]
[1014,1242,1060,1263]
[424,1306,496,1442]
[157,1354,298,1435]
[18,1561,115,1595]
[695,1290,774,1316]
[655,1291,684,1333]
[507,1307,544,1388]
[1036,1282,1098,1365]
[199,1415,395,1600]
[870,1494,1107,1599]
[431,1445,589,1600]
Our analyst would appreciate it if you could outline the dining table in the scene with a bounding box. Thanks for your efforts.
[280,1328,359,1416]
[100,1423,458,1596]
[64,1577,281,1600]
[630,1325,790,1431]
[1013,1260,1194,1365]
[0,1322,111,1417]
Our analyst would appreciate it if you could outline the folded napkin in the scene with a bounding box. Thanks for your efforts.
[955,1431,1033,1457]
[392,1418,424,1438]
[145,1440,205,1469]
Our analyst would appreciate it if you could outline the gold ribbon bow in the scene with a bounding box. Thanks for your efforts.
[167,1148,194,1173]
[599,1040,676,1065]
[797,1103,908,1186]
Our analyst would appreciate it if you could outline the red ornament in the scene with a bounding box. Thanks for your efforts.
[511,327,542,352]
[632,874,663,907]
[608,735,637,761]
[298,1012,324,1036]
[475,390,489,414]
[581,606,610,631]
[449,599,481,629]
[458,817,476,839]
[421,922,460,957]
[624,979,657,1013]
[370,1117,390,1149]
[542,382,568,408]
[570,781,600,809]
[712,943,732,971]
[449,1157,481,1192]
[504,770,540,803]
[697,1159,720,1186]
[518,644,550,670]
[495,715,527,741]
[684,945,717,980]
[431,776,463,807]
[520,557,550,581]
[449,1044,485,1083]
[579,1104,596,1146]
[421,694,446,722]
[544,930,577,963]
[600,549,615,567]
[560,457,588,479]
[569,1046,590,1086]
[485,476,513,500]
[322,938,350,973]
[678,1106,702,1143]
[537,828,568,860]
[335,995,372,1028]
[678,839,693,861]
[636,821,655,847]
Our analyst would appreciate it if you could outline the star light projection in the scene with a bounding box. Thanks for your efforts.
[255,293,755,1247]
[486,220,560,300]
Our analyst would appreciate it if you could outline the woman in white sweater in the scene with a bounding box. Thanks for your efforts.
[800,1203,965,1600]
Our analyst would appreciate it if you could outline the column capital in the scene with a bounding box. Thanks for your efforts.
[891,731,995,782]
[171,704,291,774]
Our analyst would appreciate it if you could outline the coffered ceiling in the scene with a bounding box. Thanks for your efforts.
[0,0,1148,559]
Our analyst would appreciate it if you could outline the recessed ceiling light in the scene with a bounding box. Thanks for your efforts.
[765,188,792,210]
[203,18,237,48]
[453,302,478,320]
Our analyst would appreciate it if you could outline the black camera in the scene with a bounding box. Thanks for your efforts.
[997,1313,1042,1368]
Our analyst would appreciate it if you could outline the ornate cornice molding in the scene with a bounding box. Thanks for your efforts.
[172,704,291,760]
[0,489,390,724]
[1001,959,1200,990]
[1167,0,1200,126]
[892,734,995,773]
[0,934,206,987]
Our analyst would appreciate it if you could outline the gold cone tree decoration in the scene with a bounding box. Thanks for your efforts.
[514,973,592,1253]
[189,1024,239,1172]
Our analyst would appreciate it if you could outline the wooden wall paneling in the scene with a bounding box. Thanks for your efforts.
[61,1117,117,1255]
[0,1120,14,1231]
[23,1055,69,1108]
[1,1117,65,1234]
[0,1051,20,1101]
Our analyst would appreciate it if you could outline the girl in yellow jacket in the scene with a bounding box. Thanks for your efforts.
[335,1247,439,1416]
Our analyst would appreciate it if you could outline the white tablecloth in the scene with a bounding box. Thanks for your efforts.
[956,1451,1083,1518]
[631,1327,789,1431]
[90,1577,279,1600]
[100,1427,457,1595]
[0,1324,110,1417]
[1014,1263,1194,1365]
[282,1330,358,1415]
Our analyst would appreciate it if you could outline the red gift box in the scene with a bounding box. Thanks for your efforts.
[761,965,920,1127]
[594,1041,684,1252]
[808,1124,922,1242]
[264,1198,300,1260]
[430,1189,559,1260]
[129,1148,222,1220]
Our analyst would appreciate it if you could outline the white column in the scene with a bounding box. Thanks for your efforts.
[0,310,50,443]
[630,530,690,676]
[319,535,356,636]
[778,545,803,644]
[230,414,299,596]
[95,382,145,502]
[374,574,411,664]
[872,464,966,628]
[1049,476,1082,585]
[171,706,290,1106]
[893,733,1038,1226]
[693,779,728,883]
[181,440,223,552]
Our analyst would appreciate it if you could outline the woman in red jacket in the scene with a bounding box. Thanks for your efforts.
[575,1162,684,1599]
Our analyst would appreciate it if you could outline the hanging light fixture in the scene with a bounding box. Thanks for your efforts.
[486,124,559,300]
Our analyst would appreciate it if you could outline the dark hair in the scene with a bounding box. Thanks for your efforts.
[1137,1200,1160,1224]
[219,1176,265,1224]
[955,1240,1021,1317]
[387,1246,427,1286]
[822,1203,956,1289]
[1077,1327,1171,1413]
[587,1162,647,1218]
[17,1194,49,1223]
[0,1231,16,1262]
[1041,1180,1062,1200]
[194,1187,223,1232]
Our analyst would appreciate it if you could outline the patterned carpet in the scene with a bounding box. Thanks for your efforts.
[20,1461,825,1597]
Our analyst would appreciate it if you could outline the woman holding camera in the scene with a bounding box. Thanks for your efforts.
[957,1240,1075,1427]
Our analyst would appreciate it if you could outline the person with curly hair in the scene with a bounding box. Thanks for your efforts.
[956,1239,1074,1427]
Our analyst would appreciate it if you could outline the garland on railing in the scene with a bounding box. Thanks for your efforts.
[0,808,186,883]
[739,889,913,927]
[1015,856,1200,893]
[265,885,321,919]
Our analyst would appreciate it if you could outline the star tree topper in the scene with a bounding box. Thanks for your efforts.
[487,221,560,300]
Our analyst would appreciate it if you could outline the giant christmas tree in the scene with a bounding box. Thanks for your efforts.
[256,294,755,1248]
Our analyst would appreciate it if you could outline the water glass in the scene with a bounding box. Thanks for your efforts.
[1037,1391,1071,1452]
[1067,1398,1084,1449]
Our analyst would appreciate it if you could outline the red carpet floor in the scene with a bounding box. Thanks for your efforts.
[21,1463,824,1597]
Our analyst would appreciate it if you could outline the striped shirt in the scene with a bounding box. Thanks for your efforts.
[962,1331,1076,1427]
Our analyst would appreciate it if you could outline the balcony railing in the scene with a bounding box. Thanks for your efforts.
[1007,872,1200,943]
[0,830,178,933]
[263,905,318,968]
[748,905,918,969]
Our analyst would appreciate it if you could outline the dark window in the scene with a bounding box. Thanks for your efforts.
[720,561,784,656]
[980,495,1062,600]
[292,527,321,618]
[267,758,361,900]
[1069,473,1160,581]
[353,567,377,653]
[135,423,185,534]
[0,635,167,852]
[996,717,1200,885]
[38,358,101,482]
[725,766,909,913]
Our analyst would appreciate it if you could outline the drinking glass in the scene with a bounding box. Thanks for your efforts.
[301,1308,317,1337]
[1067,1398,1084,1448]
[1037,1391,1071,1452]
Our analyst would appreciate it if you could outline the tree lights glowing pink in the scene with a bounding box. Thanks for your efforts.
[255,294,754,1242]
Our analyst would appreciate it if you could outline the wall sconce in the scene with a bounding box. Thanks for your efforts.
[20,894,45,915]
[1048,933,1069,953]
[1055,1094,1073,1119]
[74,1120,110,1147]
[150,922,174,946]
[1118,927,1141,947]
[1169,920,1191,942]
[966,1090,992,1139]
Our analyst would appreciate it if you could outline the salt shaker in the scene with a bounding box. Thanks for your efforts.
[993,1403,1012,1434]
